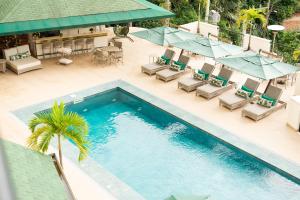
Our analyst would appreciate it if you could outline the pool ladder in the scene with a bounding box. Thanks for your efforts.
[70,94,84,104]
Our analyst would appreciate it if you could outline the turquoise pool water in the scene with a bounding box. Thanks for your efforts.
[67,89,300,200]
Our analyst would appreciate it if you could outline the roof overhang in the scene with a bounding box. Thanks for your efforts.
[0,0,174,36]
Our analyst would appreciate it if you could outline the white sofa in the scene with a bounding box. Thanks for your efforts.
[3,45,42,75]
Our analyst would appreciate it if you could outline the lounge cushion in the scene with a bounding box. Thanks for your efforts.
[9,56,41,71]
[241,85,254,97]
[198,84,222,94]
[244,104,271,116]
[220,92,245,105]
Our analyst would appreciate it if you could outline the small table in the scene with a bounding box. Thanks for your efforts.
[0,59,6,73]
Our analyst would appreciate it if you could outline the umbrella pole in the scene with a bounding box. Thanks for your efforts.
[264,79,273,93]
[179,49,184,57]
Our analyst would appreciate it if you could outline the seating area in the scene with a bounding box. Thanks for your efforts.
[3,45,42,75]
[140,48,290,122]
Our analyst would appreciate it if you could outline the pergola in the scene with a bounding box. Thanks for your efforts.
[0,0,174,36]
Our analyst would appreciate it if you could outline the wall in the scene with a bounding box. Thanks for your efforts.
[179,21,219,38]
[242,34,271,53]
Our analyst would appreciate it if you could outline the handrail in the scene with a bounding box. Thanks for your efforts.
[50,153,76,200]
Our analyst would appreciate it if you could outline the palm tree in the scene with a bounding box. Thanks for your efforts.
[27,101,89,168]
[237,7,267,50]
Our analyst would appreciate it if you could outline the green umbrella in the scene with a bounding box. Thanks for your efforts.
[216,51,300,80]
[165,194,210,200]
[171,37,243,59]
[131,26,197,46]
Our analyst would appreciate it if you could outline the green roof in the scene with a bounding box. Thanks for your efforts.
[0,0,174,36]
[1,140,69,200]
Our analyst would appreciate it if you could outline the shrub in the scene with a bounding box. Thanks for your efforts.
[275,31,300,64]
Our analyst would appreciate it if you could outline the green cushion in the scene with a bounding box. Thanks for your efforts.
[257,96,273,108]
[197,69,209,80]
[241,85,254,97]
[174,61,186,70]
[161,55,171,64]
[261,94,277,106]
[216,76,228,86]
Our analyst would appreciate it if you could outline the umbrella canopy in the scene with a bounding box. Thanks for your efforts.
[216,51,300,80]
[131,26,197,46]
[165,194,210,200]
[171,37,243,59]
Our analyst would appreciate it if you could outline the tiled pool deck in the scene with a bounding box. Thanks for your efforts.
[1,27,300,199]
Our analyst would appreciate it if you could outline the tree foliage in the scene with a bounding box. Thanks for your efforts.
[27,101,89,167]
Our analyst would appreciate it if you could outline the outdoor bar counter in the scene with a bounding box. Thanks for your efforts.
[34,29,109,59]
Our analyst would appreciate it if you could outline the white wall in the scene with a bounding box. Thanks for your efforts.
[243,34,271,53]
[179,21,219,38]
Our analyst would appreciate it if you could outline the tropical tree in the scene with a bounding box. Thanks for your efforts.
[236,7,267,50]
[27,101,89,168]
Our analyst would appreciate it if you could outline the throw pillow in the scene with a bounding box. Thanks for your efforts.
[215,76,228,86]
[235,89,250,99]
[161,55,171,65]
[241,85,254,97]
[156,57,166,65]
[257,96,273,108]
[194,72,205,80]
[197,70,209,80]
[210,77,223,87]
[174,61,186,70]
[170,63,181,71]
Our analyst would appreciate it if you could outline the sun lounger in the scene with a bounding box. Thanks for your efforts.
[219,78,260,111]
[178,63,215,92]
[196,67,235,99]
[141,49,175,75]
[156,55,190,82]
[242,85,286,121]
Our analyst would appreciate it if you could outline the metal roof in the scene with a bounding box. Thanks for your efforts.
[0,0,174,36]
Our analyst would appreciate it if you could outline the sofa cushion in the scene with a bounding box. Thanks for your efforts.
[17,45,31,55]
[4,48,18,60]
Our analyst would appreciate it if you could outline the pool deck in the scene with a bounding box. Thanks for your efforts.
[1,27,300,199]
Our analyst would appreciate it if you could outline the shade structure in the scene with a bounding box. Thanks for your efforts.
[171,37,243,59]
[165,194,210,200]
[131,26,197,46]
[216,51,300,80]
[0,0,174,36]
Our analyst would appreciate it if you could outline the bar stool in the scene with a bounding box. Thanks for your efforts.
[53,40,63,56]
[74,38,85,54]
[85,37,94,52]
[41,41,52,59]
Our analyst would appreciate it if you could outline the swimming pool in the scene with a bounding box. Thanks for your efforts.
[65,87,300,200]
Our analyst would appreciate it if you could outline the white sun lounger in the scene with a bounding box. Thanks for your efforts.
[178,63,215,92]
[196,67,235,99]
[141,49,175,76]
[242,85,286,121]
[219,78,260,111]
[156,55,190,82]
